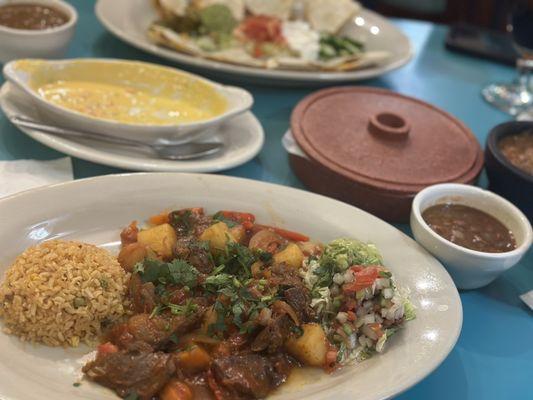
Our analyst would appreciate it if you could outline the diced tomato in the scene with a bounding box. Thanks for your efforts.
[148,211,170,225]
[325,349,337,366]
[253,43,263,58]
[347,311,357,322]
[252,224,309,242]
[368,323,384,338]
[324,342,340,373]
[343,266,380,293]
[239,15,284,43]
[97,342,118,355]
[120,221,138,245]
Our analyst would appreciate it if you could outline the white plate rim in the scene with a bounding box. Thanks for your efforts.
[0,83,265,172]
[0,172,463,400]
[94,0,414,84]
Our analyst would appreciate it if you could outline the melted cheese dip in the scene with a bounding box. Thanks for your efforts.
[21,59,228,126]
[38,80,220,125]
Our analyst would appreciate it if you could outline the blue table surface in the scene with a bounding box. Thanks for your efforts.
[0,1,532,398]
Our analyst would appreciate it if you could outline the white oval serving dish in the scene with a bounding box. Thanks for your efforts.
[3,58,253,142]
[0,173,462,400]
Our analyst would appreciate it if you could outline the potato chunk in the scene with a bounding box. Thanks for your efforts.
[175,345,211,373]
[199,222,234,253]
[285,323,327,367]
[137,223,177,259]
[118,242,148,272]
[273,243,304,269]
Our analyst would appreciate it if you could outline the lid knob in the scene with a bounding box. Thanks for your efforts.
[368,112,410,139]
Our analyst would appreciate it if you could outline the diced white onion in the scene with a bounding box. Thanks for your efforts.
[383,288,394,299]
[343,270,355,283]
[333,273,345,285]
[362,324,378,340]
[336,311,348,324]
[360,313,376,325]
[375,278,390,289]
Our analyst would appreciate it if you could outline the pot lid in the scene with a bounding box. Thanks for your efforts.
[291,87,483,194]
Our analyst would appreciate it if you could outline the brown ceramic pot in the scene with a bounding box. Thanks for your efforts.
[289,87,484,222]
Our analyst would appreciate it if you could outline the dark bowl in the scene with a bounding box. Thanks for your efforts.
[485,121,533,221]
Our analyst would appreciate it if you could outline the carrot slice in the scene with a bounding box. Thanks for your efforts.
[148,211,170,225]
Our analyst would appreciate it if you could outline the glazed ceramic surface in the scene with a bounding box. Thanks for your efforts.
[0,82,263,172]
[0,173,462,400]
[411,183,532,290]
[95,0,412,85]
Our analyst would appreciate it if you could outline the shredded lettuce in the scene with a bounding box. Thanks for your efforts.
[322,238,383,270]
[404,301,416,321]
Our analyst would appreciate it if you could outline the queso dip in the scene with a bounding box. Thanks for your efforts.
[37,80,224,125]
[20,59,228,126]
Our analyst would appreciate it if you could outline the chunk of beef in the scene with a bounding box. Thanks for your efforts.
[169,208,211,237]
[82,344,175,400]
[175,237,214,274]
[129,274,157,313]
[251,314,291,353]
[211,354,294,399]
[125,310,205,348]
[283,286,314,322]
[269,263,303,287]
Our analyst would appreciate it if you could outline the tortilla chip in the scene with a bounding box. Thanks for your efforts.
[245,0,294,20]
[148,24,204,56]
[305,0,361,34]
[156,0,190,18]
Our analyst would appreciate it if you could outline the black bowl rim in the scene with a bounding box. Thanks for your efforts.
[486,120,533,184]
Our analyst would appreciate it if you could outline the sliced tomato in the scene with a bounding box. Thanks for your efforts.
[239,15,283,43]
[343,266,380,293]
[252,224,309,242]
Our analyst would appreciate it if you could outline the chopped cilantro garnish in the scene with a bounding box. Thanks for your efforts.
[136,258,199,289]
[150,300,198,318]
[212,211,238,228]
[169,209,194,234]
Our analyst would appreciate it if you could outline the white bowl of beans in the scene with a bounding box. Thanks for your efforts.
[0,0,77,63]
[410,183,532,290]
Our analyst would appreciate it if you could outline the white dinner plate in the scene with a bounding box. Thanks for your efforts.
[0,83,264,172]
[0,173,462,400]
[95,0,413,85]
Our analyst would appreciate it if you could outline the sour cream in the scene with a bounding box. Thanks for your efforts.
[282,20,320,61]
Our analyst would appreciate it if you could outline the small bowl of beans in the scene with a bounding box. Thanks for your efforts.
[485,120,533,221]
[0,0,77,63]
[410,183,532,290]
